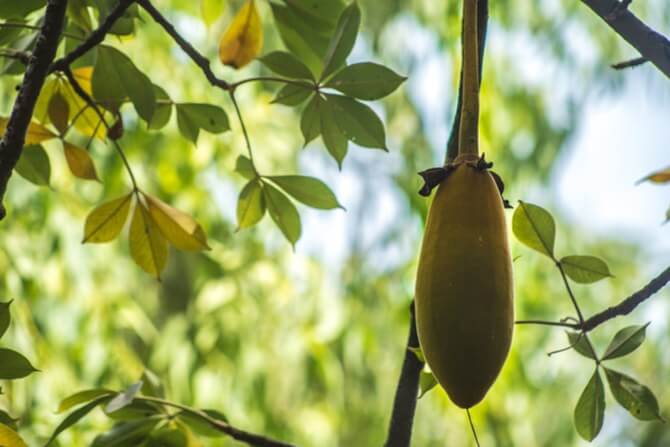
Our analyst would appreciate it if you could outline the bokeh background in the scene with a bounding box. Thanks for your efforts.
[1,0,669,445]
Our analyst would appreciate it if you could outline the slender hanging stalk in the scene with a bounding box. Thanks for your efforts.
[457,0,480,159]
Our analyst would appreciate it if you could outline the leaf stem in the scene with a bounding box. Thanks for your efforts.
[228,90,258,175]
[457,0,480,159]
[230,76,315,90]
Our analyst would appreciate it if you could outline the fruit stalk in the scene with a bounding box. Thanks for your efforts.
[457,0,480,159]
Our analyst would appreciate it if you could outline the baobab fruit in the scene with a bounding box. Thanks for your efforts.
[415,157,513,408]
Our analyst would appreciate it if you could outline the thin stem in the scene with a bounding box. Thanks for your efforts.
[456,0,480,159]
[0,21,84,41]
[137,397,296,447]
[466,409,481,447]
[230,76,315,89]
[63,67,139,189]
[515,319,578,329]
[228,90,258,172]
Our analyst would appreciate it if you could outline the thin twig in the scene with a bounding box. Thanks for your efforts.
[611,56,647,69]
[0,0,68,220]
[50,0,136,73]
[136,0,230,90]
[580,265,670,332]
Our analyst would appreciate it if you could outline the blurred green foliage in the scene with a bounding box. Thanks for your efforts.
[1,0,669,446]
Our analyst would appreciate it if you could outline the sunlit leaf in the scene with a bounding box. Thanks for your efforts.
[300,94,321,146]
[321,1,360,80]
[271,83,313,106]
[268,175,343,210]
[140,370,165,398]
[83,194,133,243]
[560,255,613,284]
[0,423,28,447]
[105,382,143,414]
[319,96,347,167]
[58,389,114,413]
[604,368,662,421]
[176,103,229,144]
[512,201,556,258]
[129,203,168,279]
[145,194,210,251]
[0,117,57,144]
[263,183,301,246]
[418,370,437,398]
[218,0,263,69]
[63,142,100,181]
[326,94,387,149]
[148,85,172,130]
[235,155,255,180]
[408,346,425,363]
[602,323,650,361]
[259,51,314,80]
[146,426,188,447]
[0,348,38,379]
[201,0,225,27]
[326,62,406,100]
[237,178,265,230]
[14,144,50,186]
[637,167,670,184]
[45,396,111,446]
[91,418,160,447]
[566,331,597,360]
[0,300,12,339]
[574,368,605,442]
[47,91,69,134]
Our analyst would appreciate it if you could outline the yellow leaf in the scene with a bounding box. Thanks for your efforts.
[218,0,263,69]
[63,142,100,181]
[0,117,57,145]
[639,167,670,184]
[83,194,133,243]
[0,423,28,447]
[145,194,210,251]
[129,202,168,278]
[72,66,94,93]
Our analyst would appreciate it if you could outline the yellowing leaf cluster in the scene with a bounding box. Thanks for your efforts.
[218,0,263,69]
[83,192,210,278]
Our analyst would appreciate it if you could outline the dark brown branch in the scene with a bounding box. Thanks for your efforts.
[445,0,489,163]
[581,265,670,332]
[611,56,647,69]
[384,302,423,447]
[50,0,136,73]
[136,0,230,90]
[0,0,68,220]
[580,0,670,79]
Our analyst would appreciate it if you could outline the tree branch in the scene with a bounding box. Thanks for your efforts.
[580,0,670,79]
[580,265,670,332]
[611,56,647,70]
[0,0,68,221]
[50,0,136,73]
[136,0,230,90]
[384,302,423,447]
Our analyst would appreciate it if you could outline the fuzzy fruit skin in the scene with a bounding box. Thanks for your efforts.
[415,163,513,408]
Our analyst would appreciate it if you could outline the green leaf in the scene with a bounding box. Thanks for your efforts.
[58,389,114,413]
[0,0,45,18]
[0,348,38,379]
[604,368,662,421]
[263,183,301,246]
[300,94,321,146]
[321,1,361,80]
[140,370,165,398]
[45,395,112,446]
[0,409,18,431]
[92,46,155,121]
[512,201,556,258]
[602,323,650,361]
[105,400,162,421]
[148,85,172,130]
[268,175,342,210]
[260,51,314,80]
[91,418,160,447]
[178,409,228,438]
[326,62,406,100]
[236,179,265,230]
[271,83,313,106]
[326,94,387,149]
[408,346,425,363]
[145,426,188,447]
[418,370,438,399]
[176,103,229,144]
[15,144,50,186]
[235,155,255,180]
[0,300,12,339]
[201,0,225,27]
[560,255,613,284]
[105,382,143,414]
[566,331,597,360]
[574,368,605,442]
[319,97,348,167]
